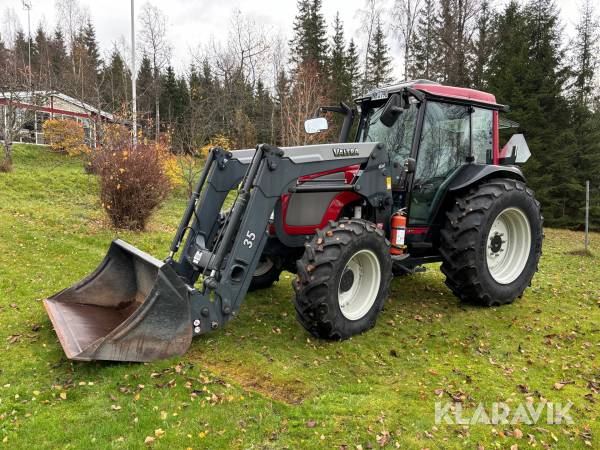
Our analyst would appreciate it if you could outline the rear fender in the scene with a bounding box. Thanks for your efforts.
[429,164,525,227]
[448,164,525,192]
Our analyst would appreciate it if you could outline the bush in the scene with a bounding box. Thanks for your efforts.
[199,134,232,159]
[93,138,171,230]
[163,135,232,195]
[42,119,90,156]
[86,123,132,174]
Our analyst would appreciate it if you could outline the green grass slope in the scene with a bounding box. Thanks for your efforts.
[0,145,598,449]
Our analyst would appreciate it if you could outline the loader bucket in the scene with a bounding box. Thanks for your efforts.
[43,239,192,362]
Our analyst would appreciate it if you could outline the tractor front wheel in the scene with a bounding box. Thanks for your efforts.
[440,178,543,306]
[293,219,392,339]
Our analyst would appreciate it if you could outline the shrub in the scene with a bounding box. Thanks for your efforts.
[86,123,133,174]
[93,138,171,230]
[199,134,232,159]
[42,119,90,156]
[163,154,203,195]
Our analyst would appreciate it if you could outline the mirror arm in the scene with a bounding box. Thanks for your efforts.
[339,106,356,143]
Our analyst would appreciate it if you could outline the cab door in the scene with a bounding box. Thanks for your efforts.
[408,102,471,226]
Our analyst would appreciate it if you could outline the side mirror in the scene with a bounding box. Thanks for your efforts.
[304,117,328,134]
[501,134,531,164]
[380,93,406,127]
[404,157,416,174]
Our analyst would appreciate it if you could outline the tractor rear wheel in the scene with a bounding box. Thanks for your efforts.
[213,210,281,291]
[440,178,543,306]
[248,254,281,291]
[293,219,392,339]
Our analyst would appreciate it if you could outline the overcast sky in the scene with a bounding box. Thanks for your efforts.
[2,0,583,81]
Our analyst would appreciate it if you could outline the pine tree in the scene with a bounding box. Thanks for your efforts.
[289,0,329,72]
[49,28,68,90]
[328,13,351,103]
[289,0,311,67]
[489,0,576,226]
[436,0,477,85]
[365,19,393,90]
[274,69,290,144]
[14,31,29,72]
[137,54,155,129]
[32,26,50,86]
[471,0,495,89]
[569,0,600,227]
[409,0,441,81]
[307,0,329,71]
[254,79,274,143]
[346,38,361,97]
[101,49,130,113]
[82,21,101,78]
[571,0,599,108]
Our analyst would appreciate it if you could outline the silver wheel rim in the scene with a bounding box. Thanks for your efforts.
[338,249,381,320]
[486,207,531,284]
[254,256,274,277]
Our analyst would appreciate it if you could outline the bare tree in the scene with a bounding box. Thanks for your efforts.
[138,2,171,138]
[356,0,385,91]
[1,7,21,47]
[55,0,87,77]
[0,52,42,171]
[391,0,423,80]
[281,62,330,146]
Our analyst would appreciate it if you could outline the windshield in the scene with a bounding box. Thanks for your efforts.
[359,101,419,165]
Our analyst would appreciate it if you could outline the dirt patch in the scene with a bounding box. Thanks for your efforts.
[197,359,311,405]
[566,248,594,257]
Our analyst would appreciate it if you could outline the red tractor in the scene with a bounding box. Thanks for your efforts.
[44,80,543,362]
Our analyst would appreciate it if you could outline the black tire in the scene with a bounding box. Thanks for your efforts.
[293,218,392,339]
[440,178,543,306]
[248,254,281,291]
[212,210,282,291]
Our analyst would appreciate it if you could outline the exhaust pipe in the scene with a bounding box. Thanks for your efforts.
[43,239,192,362]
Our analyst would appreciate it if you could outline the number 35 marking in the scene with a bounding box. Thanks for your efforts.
[243,230,256,248]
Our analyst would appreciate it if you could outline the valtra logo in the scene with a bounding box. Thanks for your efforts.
[332,147,359,157]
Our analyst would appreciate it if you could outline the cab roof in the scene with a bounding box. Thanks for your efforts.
[358,80,502,109]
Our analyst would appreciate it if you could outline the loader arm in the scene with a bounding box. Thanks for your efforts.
[172,142,392,337]
[43,141,391,362]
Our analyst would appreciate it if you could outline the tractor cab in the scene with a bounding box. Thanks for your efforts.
[308,80,515,234]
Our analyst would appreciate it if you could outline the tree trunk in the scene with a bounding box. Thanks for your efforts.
[155,93,160,139]
[1,141,13,172]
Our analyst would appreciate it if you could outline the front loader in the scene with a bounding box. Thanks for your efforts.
[44,80,543,362]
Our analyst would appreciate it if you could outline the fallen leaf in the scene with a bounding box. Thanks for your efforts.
[514,428,523,439]
[111,405,122,411]
[144,436,155,445]
[306,420,317,428]
[154,428,165,438]
[59,391,67,400]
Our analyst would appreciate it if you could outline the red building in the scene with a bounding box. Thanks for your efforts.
[0,91,115,148]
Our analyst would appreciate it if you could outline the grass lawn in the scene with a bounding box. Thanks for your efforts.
[0,144,598,449]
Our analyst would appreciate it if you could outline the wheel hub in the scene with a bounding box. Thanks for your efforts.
[489,233,504,253]
[339,268,355,293]
[337,249,381,320]
[486,207,532,284]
